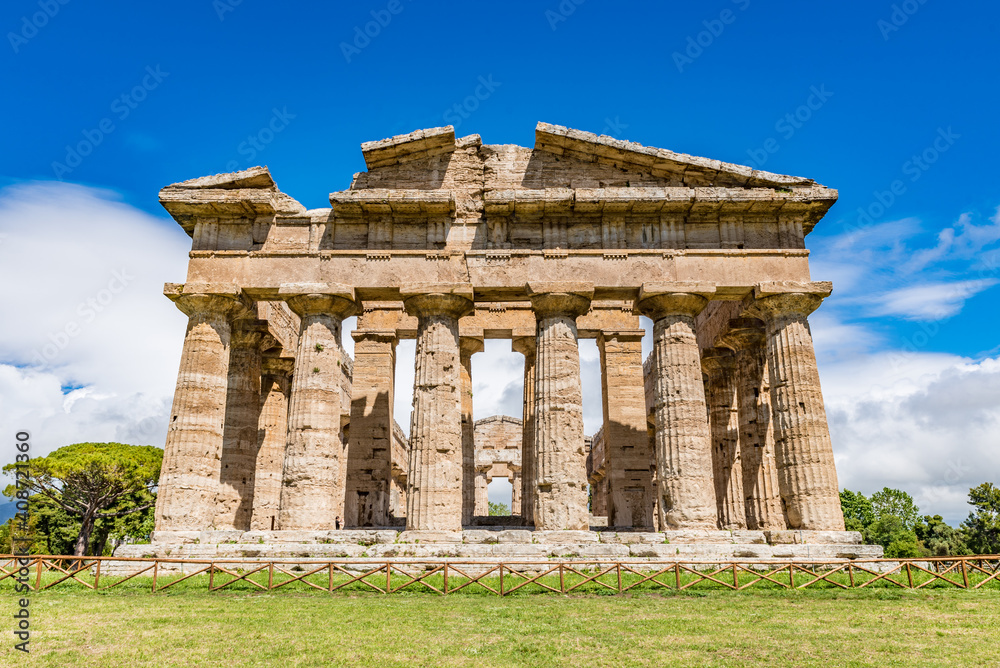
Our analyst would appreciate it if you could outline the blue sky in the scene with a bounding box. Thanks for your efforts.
[2,0,998,521]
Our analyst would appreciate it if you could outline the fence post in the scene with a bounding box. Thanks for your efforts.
[152,561,158,593]
[34,558,42,592]
[961,558,969,589]
[93,559,101,589]
[443,563,449,594]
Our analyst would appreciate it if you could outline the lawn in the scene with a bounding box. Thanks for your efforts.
[2,586,998,667]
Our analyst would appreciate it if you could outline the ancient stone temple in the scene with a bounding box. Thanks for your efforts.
[142,123,874,561]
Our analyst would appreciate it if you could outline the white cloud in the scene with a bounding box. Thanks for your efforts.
[818,349,1000,525]
[0,182,190,457]
[869,279,998,321]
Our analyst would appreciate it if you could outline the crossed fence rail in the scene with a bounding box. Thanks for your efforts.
[1,555,998,595]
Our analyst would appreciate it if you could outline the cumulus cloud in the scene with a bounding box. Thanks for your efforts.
[869,279,998,321]
[0,182,190,457]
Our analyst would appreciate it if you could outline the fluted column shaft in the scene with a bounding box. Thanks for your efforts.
[216,321,267,530]
[155,293,245,531]
[637,290,717,529]
[755,292,845,531]
[403,290,473,531]
[702,348,746,529]
[719,319,786,530]
[460,337,484,525]
[345,330,397,527]
[529,287,592,531]
[598,330,655,529]
[250,357,293,531]
[512,336,537,525]
[278,293,356,530]
[474,470,490,516]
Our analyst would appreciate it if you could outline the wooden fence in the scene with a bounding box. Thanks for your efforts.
[1,555,998,595]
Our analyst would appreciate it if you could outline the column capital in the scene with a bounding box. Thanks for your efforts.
[351,329,398,345]
[750,281,831,318]
[279,283,358,319]
[165,283,251,319]
[401,283,475,319]
[701,347,736,376]
[526,281,593,318]
[459,335,485,356]
[635,282,715,320]
[751,288,830,319]
[716,317,766,351]
[511,336,536,357]
[597,329,646,345]
[261,355,294,377]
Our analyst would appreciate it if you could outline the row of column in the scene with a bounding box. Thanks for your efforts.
[639,285,844,531]
[154,282,844,534]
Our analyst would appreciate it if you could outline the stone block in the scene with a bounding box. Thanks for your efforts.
[765,530,800,545]
[151,531,201,544]
[397,531,464,543]
[599,532,664,544]
[576,544,631,559]
[462,530,500,544]
[497,530,533,544]
[489,544,550,558]
[629,544,679,558]
[797,530,863,545]
[198,530,244,544]
[662,530,735,544]
[731,530,768,545]
[533,530,599,544]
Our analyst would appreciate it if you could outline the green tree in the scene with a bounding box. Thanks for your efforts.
[488,501,510,516]
[840,490,874,533]
[961,482,1000,555]
[915,514,969,556]
[2,442,161,557]
[870,487,920,530]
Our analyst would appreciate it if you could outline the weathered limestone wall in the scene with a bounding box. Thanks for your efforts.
[473,415,523,516]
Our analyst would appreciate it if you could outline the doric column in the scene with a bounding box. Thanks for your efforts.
[460,335,484,526]
[474,469,490,516]
[511,336,537,525]
[277,284,357,530]
[154,287,248,531]
[751,282,845,531]
[597,330,655,529]
[635,282,718,530]
[251,356,293,531]
[344,330,398,527]
[701,347,746,529]
[717,319,785,530]
[216,320,269,530]
[510,470,522,515]
[402,284,474,531]
[527,282,593,531]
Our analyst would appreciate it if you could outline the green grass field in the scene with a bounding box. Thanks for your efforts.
[2,581,998,667]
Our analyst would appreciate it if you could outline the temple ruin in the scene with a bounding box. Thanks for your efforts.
[139,123,878,561]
